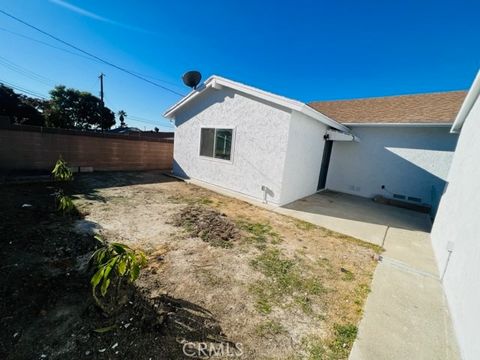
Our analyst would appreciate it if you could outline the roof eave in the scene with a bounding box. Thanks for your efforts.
[343,122,454,127]
[163,81,211,119]
[163,75,350,132]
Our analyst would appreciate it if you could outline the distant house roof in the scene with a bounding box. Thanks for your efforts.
[308,91,467,125]
[108,126,174,139]
[164,75,351,133]
[108,126,143,134]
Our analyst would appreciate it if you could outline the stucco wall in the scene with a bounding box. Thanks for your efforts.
[280,110,327,205]
[431,95,480,360]
[173,87,291,204]
[326,125,458,211]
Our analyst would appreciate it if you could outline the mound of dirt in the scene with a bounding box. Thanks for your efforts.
[172,206,239,247]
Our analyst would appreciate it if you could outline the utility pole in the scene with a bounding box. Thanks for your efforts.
[98,73,105,104]
[99,73,105,131]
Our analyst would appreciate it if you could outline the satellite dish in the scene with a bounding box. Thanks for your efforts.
[182,71,202,90]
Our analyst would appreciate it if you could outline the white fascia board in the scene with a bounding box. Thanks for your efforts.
[163,75,350,133]
[163,85,206,119]
[344,122,453,127]
[451,70,480,133]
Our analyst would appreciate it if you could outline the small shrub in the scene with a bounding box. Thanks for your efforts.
[56,191,75,214]
[51,156,73,182]
[90,235,147,313]
[51,156,74,215]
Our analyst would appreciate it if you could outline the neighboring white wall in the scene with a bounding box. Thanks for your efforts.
[431,94,480,360]
[280,110,327,205]
[326,125,458,211]
[173,87,291,204]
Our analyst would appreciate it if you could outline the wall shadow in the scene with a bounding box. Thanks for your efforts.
[70,170,181,200]
[282,190,432,233]
[326,127,457,218]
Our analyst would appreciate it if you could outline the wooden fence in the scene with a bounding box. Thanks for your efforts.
[0,124,174,172]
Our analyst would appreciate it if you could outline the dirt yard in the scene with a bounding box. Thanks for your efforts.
[0,171,380,359]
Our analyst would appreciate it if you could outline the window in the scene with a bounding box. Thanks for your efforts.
[200,128,233,161]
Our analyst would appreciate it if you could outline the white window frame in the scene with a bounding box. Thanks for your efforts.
[198,126,235,164]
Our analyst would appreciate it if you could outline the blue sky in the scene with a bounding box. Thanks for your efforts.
[1,0,479,131]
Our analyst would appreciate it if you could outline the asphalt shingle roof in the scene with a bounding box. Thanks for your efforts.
[308,91,467,124]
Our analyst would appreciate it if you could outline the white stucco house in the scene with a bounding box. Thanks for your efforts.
[431,71,480,360]
[164,76,464,213]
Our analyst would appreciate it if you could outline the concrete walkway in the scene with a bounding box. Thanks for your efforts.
[349,228,459,360]
[276,192,460,360]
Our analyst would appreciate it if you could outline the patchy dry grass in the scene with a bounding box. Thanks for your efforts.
[236,219,282,249]
[302,323,358,360]
[295,219,318,231]
[341,267,356,281]
[249,248,325,315]
[255,320,286,338]
[72,172,380,359]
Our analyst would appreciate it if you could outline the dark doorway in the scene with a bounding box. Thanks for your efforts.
[317,140,333,190]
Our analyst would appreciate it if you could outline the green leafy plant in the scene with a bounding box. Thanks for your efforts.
[90,235,147,312]
[51,156,73,182]
[56,191,75,214]
[51,156,75,215]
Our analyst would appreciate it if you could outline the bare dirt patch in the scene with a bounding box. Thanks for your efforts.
[171,205,239,247]
[1,171,381,359]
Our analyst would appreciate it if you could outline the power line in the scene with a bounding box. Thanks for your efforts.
[0,27,98,63]
[0,10,186,97]
[0,81,47,98]
[0,79,48,99]
[0,26,186,92]
[102,93,173,128]
[1,78,174,130]
[128,115,173,127]
[0,55,57,87]
[0,79,173,128]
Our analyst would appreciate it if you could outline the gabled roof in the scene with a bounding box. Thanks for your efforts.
[308,91,467,125]
[164,76,350,133]
[451,70,480,133]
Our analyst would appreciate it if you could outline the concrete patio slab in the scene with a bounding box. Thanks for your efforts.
[277,191,432,245]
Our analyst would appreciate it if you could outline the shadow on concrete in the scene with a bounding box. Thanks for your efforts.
[280,191,432,245]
